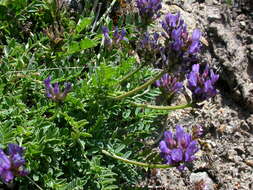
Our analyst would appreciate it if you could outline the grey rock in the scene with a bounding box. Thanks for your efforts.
[190,172,215,190]
[207,6,222,22]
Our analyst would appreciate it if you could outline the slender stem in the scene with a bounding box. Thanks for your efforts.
[131,102,193,111]
[113,70,166,100]
[119,63,145,84]
[26,176,43,190]
[91,2,102,32]
[94,0,117,28]
[102,150,173,169]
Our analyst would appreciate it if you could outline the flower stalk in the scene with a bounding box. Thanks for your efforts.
[119,63,145,84]
[102,150,173,169]
[113,70,166,100]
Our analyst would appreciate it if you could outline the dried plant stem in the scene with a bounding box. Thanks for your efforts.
[102,150,173,169]
[113,70,166,100]
[94,0,117,28]
[91,2,102,32]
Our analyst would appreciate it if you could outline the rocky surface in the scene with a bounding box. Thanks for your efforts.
[163,0,253,112]
[139,90,253,189]
[139,0,253,189]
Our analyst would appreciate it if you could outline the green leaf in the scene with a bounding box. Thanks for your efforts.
[80,38,98,50]
[0,122,14,147]
[76,17,93,33]
[67,38,98,54]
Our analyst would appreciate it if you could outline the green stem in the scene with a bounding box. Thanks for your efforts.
[131,102,193,111]
[113,70,166,100]
[102,150,173,169]
[119,63,145,84]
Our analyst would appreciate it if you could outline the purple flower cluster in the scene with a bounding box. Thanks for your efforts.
[140,32,160,52]
[102,26,128,48]
[159,125,199,170]
[187,64,219,102]
[44,76,72,101]
[161,13,202,54]
[155,73,183,95]
[136,0,162,23]
[0,144,28,183]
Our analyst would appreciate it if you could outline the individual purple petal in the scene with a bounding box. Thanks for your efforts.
[159,141,170,154]
[155,80,161,87]
[171,148,183,162]
[46,91,53,98]
[0,169,14,183]
[154,32,159,41]
[175,125,184,138]
[53,83,60,95]
[176,126,191,149]
[165,155,173,165]
[191,29,201,41]
[185,141,199,162]
[210,69,219,84]
[188,72,197,87]
[8,144,24,155]
[174,82,183,92]
[188,41,200,54]
[11,154,26,168]
[192,64,200,73]
[0,150,11,170]
[102,26,112,46]
[164,131,176,148]
[102,26,109,35]
[188,29,201,54]
[44,76,52,89]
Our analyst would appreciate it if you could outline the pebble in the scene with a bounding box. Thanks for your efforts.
[190,172,215,190]
[207,6,222,22]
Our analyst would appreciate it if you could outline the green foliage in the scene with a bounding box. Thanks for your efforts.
[0,1,169,189]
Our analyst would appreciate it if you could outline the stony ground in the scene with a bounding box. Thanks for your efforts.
[136,0,253,189]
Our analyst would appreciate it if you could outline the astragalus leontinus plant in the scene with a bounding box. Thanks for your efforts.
[101,0,219,173]
[0,0,219,189]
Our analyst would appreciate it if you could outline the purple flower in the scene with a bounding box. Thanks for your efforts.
[161,13,186,51]
[0,144,28,183]
[161,13,202,55]
[155,73,183,96]
[102,26,128,48]
[140,32,161,55]
[159,125,199,171]
[187,64,219,102]
[136,0,162,23]
[188,29,202,54]
[44,76,72,101]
